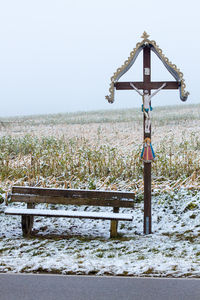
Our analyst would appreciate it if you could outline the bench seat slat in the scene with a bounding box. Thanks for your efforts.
[5,208,133,221]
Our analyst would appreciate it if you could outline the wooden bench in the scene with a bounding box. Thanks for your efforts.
[5,186,135,238]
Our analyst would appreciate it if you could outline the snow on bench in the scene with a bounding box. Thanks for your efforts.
[5,207,133,221]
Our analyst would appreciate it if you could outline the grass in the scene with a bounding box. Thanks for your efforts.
[0,133,200,192]
[0,103,200,193]
[1,103,200,126]
[1,105,200,278]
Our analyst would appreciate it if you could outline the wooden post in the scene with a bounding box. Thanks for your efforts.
[113,52,180,235]
[108,33,187,234]
[22,215,32,237]
[143,46,152,234]
[110,207,119,238]
[21,203,34,237]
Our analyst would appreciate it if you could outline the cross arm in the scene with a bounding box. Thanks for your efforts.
[114,81,180,90]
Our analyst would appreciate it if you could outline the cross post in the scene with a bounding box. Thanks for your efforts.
[143,46,151,234]
[114,46,179,234]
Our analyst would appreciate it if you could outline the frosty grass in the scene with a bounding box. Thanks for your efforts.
[0,189,199,277]
[0,105,200,277]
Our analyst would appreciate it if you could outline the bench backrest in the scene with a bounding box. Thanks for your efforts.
[10,186,134,208]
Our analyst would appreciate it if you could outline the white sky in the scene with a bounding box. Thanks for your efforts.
[0,0,199,116]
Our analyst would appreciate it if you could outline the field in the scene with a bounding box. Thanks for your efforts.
[0,104,200,277]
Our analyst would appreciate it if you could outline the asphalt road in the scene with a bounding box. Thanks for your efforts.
[0,273,199,300]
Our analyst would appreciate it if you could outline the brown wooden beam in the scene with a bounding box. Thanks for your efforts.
[12,186,135,200]
[114,81,179,90]
[143,46,152,235]
[10,194,134,208]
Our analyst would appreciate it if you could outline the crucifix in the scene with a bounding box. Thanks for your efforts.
[106,32,189,234]
[130,82,166,133]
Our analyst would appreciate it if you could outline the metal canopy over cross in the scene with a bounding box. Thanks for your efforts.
[106,32,189,234]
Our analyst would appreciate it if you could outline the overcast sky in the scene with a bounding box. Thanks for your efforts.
[0,0,199,117]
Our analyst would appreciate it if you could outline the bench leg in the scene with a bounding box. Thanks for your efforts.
[21,215,33,237]
[27,203,34,230]
[22,203,34,237]
[110,207,119,238]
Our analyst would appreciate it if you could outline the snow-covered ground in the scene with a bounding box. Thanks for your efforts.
[0,189,199,277]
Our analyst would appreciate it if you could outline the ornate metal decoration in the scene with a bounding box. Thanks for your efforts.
[105,32,189,103]
[141,31,150,40]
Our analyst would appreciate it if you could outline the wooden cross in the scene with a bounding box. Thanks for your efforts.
[114,46,179,234]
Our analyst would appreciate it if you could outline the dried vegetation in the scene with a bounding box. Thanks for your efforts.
[0,104,200,194]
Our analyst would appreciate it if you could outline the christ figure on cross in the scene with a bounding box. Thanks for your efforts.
[130,82,166,133]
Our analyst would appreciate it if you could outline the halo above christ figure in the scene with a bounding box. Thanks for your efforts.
[130,82,166,133]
